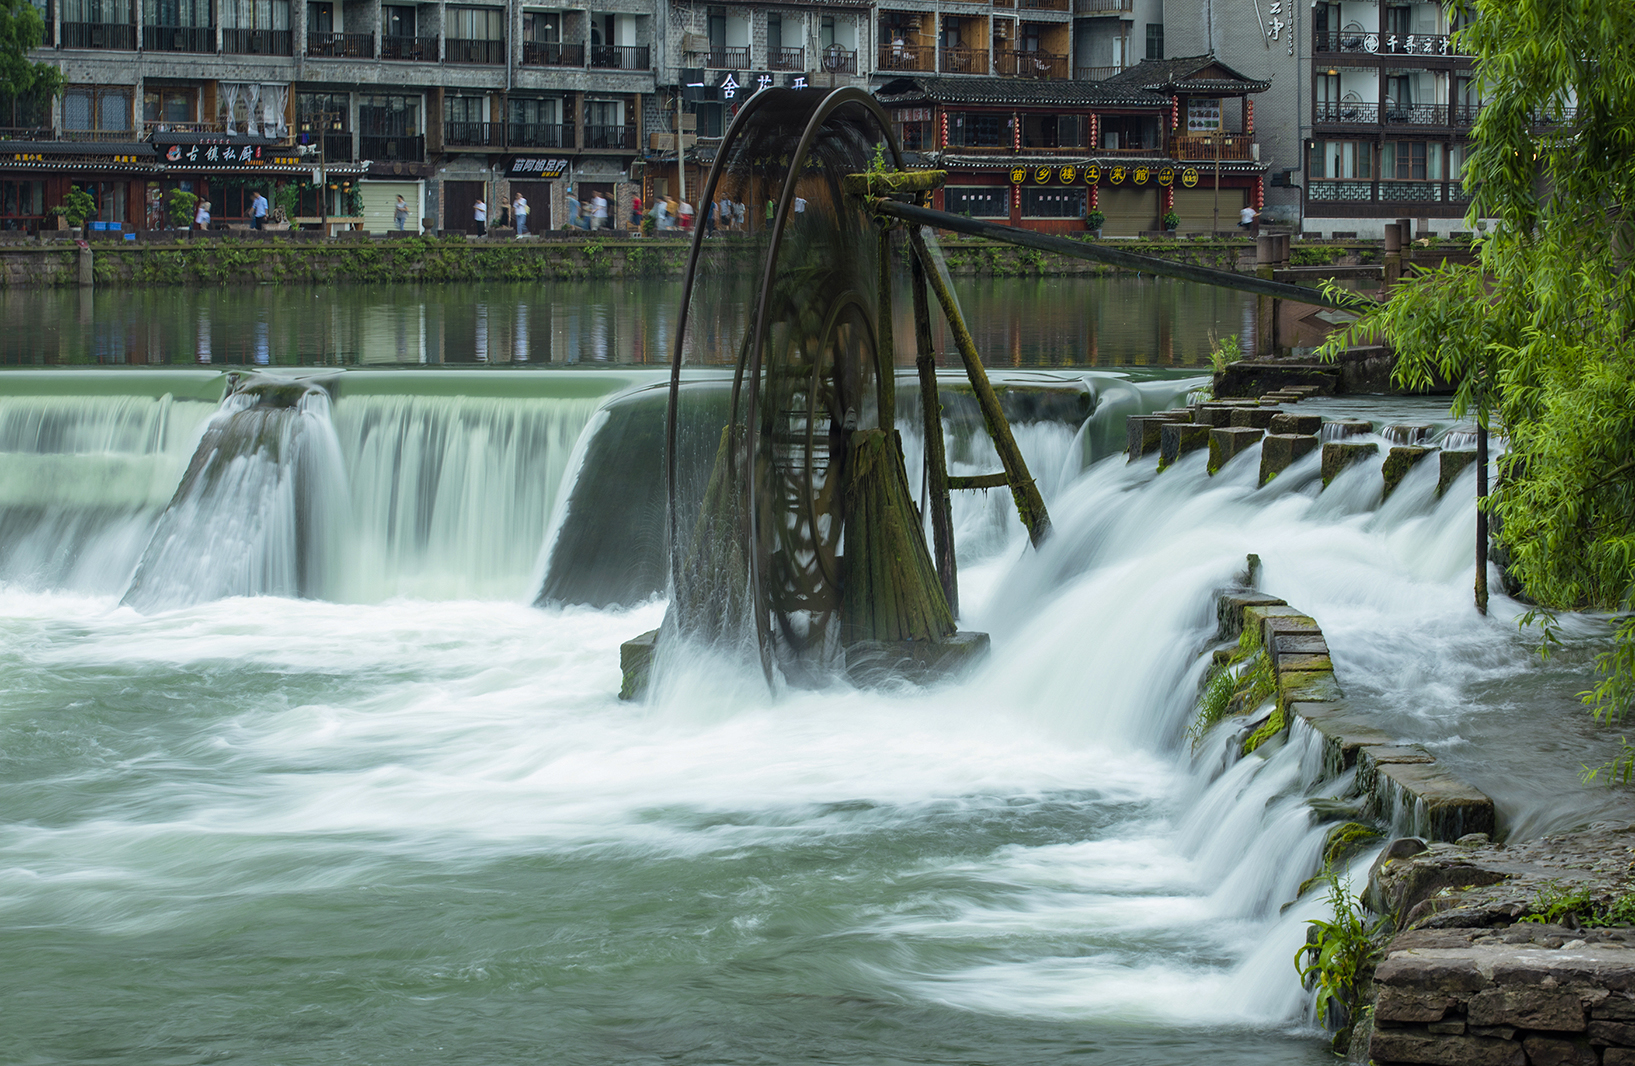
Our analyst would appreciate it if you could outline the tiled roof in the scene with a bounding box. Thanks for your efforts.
[874,75,1169,109]
[1102,55,1272,95]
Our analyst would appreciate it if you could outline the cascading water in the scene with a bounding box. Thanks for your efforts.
[3,367,1629,1064]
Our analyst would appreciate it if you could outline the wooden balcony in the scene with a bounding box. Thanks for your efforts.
[59,21,136,49]
[307,30,373,57]
[684,46,749,69]
[509,122,572,149]
[222,27,292,55]
[1306,178,1471,217]
[444,120,500,147]
[583,123,636,150]
[1314,101,1381,125]
[767,46,803,71]
[1019,0,1071,10]
[939,47,988,74]
[1074,0,1131,12]
[996,49,1066,78]
[819,45,856,73]
[381,34,437,60]
[878,42,934,72]
[445,37,504,64]
[1170,133,1256,161]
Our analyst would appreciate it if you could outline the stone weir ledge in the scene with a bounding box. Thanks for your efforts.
[1213,591,1635,1066]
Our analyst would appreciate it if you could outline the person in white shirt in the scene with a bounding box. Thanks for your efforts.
[1239,205,1257,232]
[474,197,487,237]
[194,201,210,230]
[514,194,529,236]
[592,193,608,230]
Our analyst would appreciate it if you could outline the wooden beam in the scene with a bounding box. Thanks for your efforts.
[909,245,959,617]
[841,170,947,197]
[873,199,1374,311]
[946,472,1010,490]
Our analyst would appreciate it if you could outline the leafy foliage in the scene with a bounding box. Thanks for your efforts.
[1208,331,1242,375]
[1295,869,1385,1047]
[1316,0,1635,743]
[165,190,198,229]
[0,0,61,102]
[51,186,95,228]
[1519,880,1635,928]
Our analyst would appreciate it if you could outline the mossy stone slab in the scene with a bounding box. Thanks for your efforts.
[1280,668,1344,706]
[619,629,660,701]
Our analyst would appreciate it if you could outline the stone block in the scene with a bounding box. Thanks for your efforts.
[1594,995,1635,1022]
[1384,445,1437,499]
[1326,419,1374,439]
[1369,1028,1524,1065]
[1608,1049,1635,1066]
[1519,1035,1597,1065]
[619,628,659,701]
[1428,1021,1468,1035]
[1269,412,1324,435]
[1439,450,1478,496]
[1215,591,1288,638]
[1292,701,1398,773]
[1208,427,1264,474]
[1229,406,1283,429]
[1259,432,1321,485]
[845,630,991,687]
[1377,761,1496,841]
[1159,422,1212,469]
[1384,422,1436,445]
[1273,633,1330,657]
[1323,440,1381,486]
[1376,953,1491,994]
[1193,405,1237,427]
[1376,987,1459,1023]
[1126,415,1166,460]
[1591,1019,1635,1046]
[1280,668,1343,706]
[1277,652,1334,672]
[1357,744,1436,795]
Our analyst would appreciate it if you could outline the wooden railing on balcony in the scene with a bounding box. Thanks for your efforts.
[589,43,649,69]
[583,123,636,150]
[939,46,988,74]
[446,37,504,63]
[996,49,1065,78]
[0,126,57,141]
[1019,0,1070,10]
[819,45,856,73]
[1307,179,1471,211]
[381,34,437,60]
[878,42,934,72]
[359,134,424,161]
[522,41,583,65]
[60,127,139,142]
[1383,103,1442,126]
[767,46,803,70]
[509,122,571,148]
[1074,0,1131,12]
[306,30,372,57]
[143,24,214,51]
[60,21,136,49]
[1170,133,1256,161]
[684,46,749,68]
[222,27,292,55]
[444,120,499,147]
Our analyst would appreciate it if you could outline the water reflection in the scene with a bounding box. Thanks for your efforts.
[3,277,1255,368]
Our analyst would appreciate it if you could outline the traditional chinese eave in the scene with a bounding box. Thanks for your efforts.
[1102,55,1272,97]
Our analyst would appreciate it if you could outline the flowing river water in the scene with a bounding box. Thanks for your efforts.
[2,279,1631,1065]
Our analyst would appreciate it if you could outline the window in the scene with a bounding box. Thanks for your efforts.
[524,11,559,41]
[945,185,1007,218]
[63,85,132,131]
[695,102,723,137]
[359,94,419,135]
[707,5,725,48]
[586,99,622,127]
[1,90,51,128]
[510,97,558,125]
[1381,141,1440,179]
[1386,4,1410,38]
[221,0,288,29]
[1145,23,1162,60]
[767,13,781,52]
[382,5,413,36]
[1022,114,1086,149]
[63,0,131,22]
[306,1,329,31]
[298,91,347,127]
[448,7,502,39]
[898,119,931,150]
[145,0,207,27]
[446,95,485,123]
[820,15,833,48]
[142,87,195,122]
[1,180,47,227]
[1021,186,1084,218]
[1309,139,1374,179]
[950,112,1005,148]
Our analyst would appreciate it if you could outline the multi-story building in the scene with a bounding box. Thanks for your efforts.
[2,0,659,233]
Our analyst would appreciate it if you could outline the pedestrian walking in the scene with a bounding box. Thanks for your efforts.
[630,195,643,230]
[514,193,529,236]
[474,196,487,237]
[250,190,268,230]
[194,200,211,230]
[394,194,409,231]
[592,192,608,231]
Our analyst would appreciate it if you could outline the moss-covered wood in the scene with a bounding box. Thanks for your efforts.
[840,428,956,645]
[673,424,750,644]
[841,170,947,197]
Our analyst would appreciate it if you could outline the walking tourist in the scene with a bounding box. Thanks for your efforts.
[194,200,210,230]
[394,194,409,231]
[630,195,643,229]
[592,192,608,231]
[250,190,268,230]
[514,194,529,236]
[474,196,487,237]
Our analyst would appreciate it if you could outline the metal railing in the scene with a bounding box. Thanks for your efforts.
[60,21,136,49]
[60,127,138,142]
[583,123,635,149]
[878,42,934,72]
[683,46,749,68]
[1020,0,1071,9]
[589,43,649,69]
[1314,101,1381,124]
[321,132,353,160]
[1382,103,1442,125]
[508,122,571,148]
[996,49,1065,78]
[1450,102,1481,126]
[381,34,437,60]
[939,46,988,74]
[222,27,292,54]
[444,120,498,146]
[1307,179,1468,206]
[522,40,583,65]
[1313,27,1472,57]
[359,134,424,161]
[445,37,504,63]
[143,24,213,51]
[306,30,372,57]
[0,126,57,141]
[1074,0,1131,12]
[819,46,856,73]
[767,46,803,70]
[1170,133,1256,161]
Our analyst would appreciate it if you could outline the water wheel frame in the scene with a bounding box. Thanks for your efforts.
[666,87,908,681]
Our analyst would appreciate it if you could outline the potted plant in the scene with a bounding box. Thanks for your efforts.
[50,186,96,235]
[1161,210,1180,235]
[165,189,199,230]
[1086,208,1105,237]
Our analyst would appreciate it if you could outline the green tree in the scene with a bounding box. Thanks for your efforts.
[0,0,63,104]
[1319,0,1635,747]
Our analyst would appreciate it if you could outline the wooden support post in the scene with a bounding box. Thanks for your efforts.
[909,240,958,618]
[908,227,1052,548]
[1475,416,1489,616]
[876,227,896,431]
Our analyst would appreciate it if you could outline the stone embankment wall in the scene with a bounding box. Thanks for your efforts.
[0,231,1474,289]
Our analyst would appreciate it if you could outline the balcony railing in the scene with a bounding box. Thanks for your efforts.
[1315,100,1381,124]
[145,119,222,135]
[0,125,57,141]
[1383,103,1442,125]
[444,120,499,147]
[1074,0,1131,12]
[939,47,988,74]
[60,127,138,142]
[381,34,437,60]
[767,45,803,71]
[819,45,856,73]
[1307,179,1470,212]
[1170,133,1256,161]
[306,30,372,57]
[359,133,424,161]
[1314,27,1471,57]
[509,122,571,148]
[222,27,292,54]
[1020,0,1071,9]
[589,43,649,69]
[583,123,636,150]
[684,46,749,68]
[522,40,583,65]
[878,42,934,72]
[321,131,352,160]
[1075,64,1125,80]
[1451,102,1481,126]
[996,49,1066,78]
[142,24,214,51]
[446,37,504,63]
[60,21,136,49]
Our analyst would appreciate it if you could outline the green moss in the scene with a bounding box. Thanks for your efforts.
[1322,822,1381,867]
[1242,704,1286,755]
